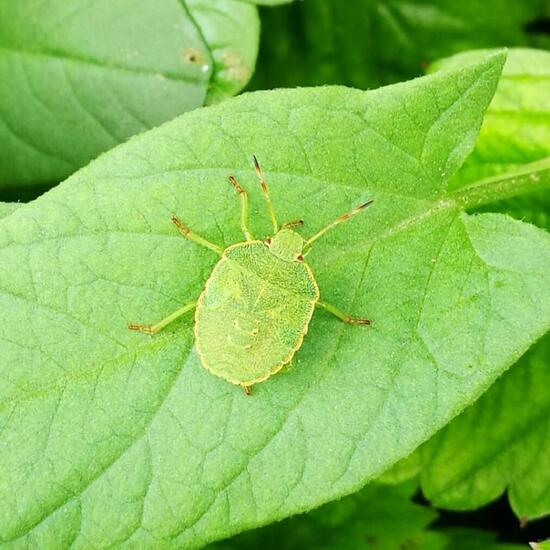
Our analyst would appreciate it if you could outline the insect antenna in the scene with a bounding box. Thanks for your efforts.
[303,199,374,252]
[253,155,278,233]
[281,219,304,229]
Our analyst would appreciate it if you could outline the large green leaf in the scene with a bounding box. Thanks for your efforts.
[2,52,550,548]
[0,202,21,220]
[0,0,259,191]
[249,0,546,91]
[420,334,550,520]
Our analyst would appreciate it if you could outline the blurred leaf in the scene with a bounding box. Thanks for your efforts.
[376,450,422,486]
[249,0,546,91]
[242,0,296,4]
[210,488,527,550]
[431,49,550,232]
[1,52,549,548]
[530,540,550,550]
[420,335,550,520]
[432,49,550,189]
[0,0,259,191]
[209,483,445,550]
[444,528,525,550]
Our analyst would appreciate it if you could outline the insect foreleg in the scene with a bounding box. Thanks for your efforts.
[128,301,197,334]
[229,175,254,241]
[316,299,370,326]
[253,155,278,233]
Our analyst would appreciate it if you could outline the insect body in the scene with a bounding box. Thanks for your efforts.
[129,157,372,395]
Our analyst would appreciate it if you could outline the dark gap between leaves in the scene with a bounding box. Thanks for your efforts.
[525,17,550,34]
[413,490,550,544]
[0,182,54,203]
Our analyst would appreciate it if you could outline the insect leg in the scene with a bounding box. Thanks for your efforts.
[316,299,370,326]
[253,155,278,233]
[229,175,254,240]
[128,301,197,334]
[243,385,252,396]
[303,200,374,252]
[171,216,223,255]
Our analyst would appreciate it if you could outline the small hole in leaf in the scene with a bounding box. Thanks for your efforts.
[182,48,205,65]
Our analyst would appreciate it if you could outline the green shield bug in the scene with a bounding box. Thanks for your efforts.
[129,156,372,395]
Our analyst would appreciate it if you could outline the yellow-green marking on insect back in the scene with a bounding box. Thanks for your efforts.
[129,156,373,395]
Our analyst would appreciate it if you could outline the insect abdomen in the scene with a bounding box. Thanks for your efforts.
[194,241,318,386]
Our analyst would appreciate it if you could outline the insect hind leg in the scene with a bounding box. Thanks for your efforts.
[316,299,370,326]
[128,301,197,334]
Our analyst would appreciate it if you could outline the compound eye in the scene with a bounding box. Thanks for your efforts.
[296,254,304,261]
[265,238,272,245]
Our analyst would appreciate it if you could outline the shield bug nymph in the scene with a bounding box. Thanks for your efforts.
[129,156,372,395]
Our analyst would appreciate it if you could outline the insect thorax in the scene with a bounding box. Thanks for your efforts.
[269,228,304,261]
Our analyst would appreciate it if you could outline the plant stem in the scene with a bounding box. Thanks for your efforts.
[452,156,550,209]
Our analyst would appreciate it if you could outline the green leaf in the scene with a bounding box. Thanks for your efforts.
[0,0,258,191]
[241,0,295,4]
[430,48,550,233]
[208,482,446,550]
[0,202,21,220]
[211,484,526,550]
[376,450,422,486]
[431,49,550,189]
[249,0,545,91]
[420,333,550,521]
[1,51,549,548]
[444,528,525,550]
[188,0,259,105]
[531,541,550,550]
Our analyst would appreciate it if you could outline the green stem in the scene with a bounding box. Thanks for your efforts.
[451,156,550,209]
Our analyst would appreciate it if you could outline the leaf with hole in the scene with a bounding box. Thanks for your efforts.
[0,0,259,191]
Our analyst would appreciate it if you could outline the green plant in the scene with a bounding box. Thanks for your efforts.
[1,3,549,549]
[0,0,259,191]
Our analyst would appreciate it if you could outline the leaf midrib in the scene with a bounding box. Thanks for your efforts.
[324,158,550,264]
[0,45,203,84]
